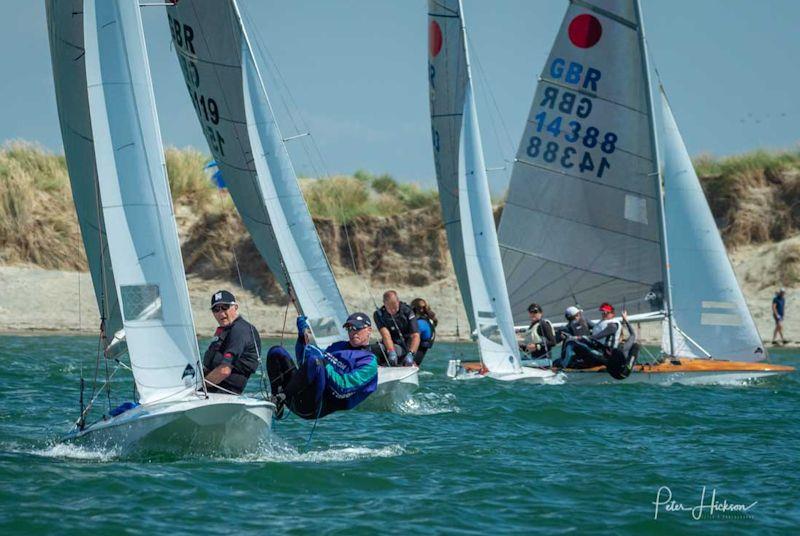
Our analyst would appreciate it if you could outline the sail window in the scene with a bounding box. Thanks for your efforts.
[121,285,163,321]
[624,194,648,224]
[478,322,504,345]
[308,317,340,339]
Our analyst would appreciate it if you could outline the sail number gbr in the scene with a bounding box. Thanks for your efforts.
[170,14,226,157]
[525,110,616,178]
[526,137,609,178]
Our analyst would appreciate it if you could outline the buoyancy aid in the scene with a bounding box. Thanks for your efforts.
[591,319,622,349]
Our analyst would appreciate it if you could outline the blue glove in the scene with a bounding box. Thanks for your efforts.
[297,315,310,337]
[401,352,415,367]
[387,349,398,366]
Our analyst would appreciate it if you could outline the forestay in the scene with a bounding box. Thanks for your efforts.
[166,1,347,347]
[46,0,123,349]
[429,0,521,374]
[498,0,666,324]
[659,89,765,361]
[84,0,202,403]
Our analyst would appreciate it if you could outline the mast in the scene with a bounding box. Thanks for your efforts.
[635,0,675,357]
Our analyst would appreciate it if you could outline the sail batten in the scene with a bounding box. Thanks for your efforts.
[659,89,765,361]
[498,0,665,325]
[82,0,202,403]
[167,0,348,347]
[429,0,521,373]
[46,0,123,344]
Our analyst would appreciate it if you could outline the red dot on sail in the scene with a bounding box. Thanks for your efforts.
[429,21,443,57]
[568,14,602,49]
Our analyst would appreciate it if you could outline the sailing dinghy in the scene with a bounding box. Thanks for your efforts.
[496,0,792,384]
[429,0,558,383]
[166,0,418,402]
[48,0,274,452]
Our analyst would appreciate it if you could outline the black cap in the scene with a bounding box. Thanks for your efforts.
[210,290,237,309]
[343,312,371,329]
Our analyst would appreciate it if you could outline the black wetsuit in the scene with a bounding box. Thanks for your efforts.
[202,316,261,394]
[372,302,419,365]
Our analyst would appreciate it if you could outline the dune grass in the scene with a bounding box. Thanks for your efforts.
[694,149,800,179]
[694,148,800,247]
[0,141,82,268]
[0,142,441,270]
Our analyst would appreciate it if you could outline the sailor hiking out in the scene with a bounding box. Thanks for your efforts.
[266,313,378,419]
[554,303,639,379]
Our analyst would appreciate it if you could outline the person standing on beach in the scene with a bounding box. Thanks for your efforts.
[772,288,787,345]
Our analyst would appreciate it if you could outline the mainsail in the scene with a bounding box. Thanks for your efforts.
[429,0,521,374]
[659,89,765,361]
[498,0,667,325]
[45,0,122,347]
[82,0,202,403]
[166,0,348,347]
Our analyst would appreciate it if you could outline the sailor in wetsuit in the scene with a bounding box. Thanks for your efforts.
[520,303,557,359]
[373,290,420,367]
[266,312,378,419]
[202,290,261,394]
[556,303,621,369]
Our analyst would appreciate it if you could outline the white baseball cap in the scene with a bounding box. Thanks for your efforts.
[565,306,581,318]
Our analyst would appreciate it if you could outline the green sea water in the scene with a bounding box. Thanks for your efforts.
[0,335,798,534]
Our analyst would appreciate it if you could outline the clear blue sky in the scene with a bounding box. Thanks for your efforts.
[3,1,798,193]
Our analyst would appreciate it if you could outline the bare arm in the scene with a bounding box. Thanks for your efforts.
[205,364,232,385]
[379,327,395,352]
[408,332,420,354]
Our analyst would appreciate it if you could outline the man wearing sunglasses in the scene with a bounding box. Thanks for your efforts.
[265,312,378,419]
[201,290,261,394]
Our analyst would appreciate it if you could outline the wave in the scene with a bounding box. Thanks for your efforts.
[230,441,406,463]
[394,392,460,415]
[24,442,120,462]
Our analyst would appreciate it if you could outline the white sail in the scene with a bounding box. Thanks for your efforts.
[166,1,347,347]
[498,0,667,325]
[659,89,765,361]
[45,0,123,346]
[427,0,473,331]
[429,0,521,374]
[84,0,202,403]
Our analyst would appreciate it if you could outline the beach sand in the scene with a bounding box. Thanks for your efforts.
[1,256,795,349]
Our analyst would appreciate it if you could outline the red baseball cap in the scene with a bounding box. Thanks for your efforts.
[599,303,614,313]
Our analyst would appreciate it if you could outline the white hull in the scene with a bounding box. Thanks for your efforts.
[359,366,419,409]
[64,393,274,454]
[446,360,562,384]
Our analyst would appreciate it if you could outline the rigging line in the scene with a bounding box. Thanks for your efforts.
[464,31,516,163]
[239,3,404,363]
[76,360,123,427]
[186,2,299,327]
[239,3,325,178]
[228,4,310,309]
[214,188,267,400]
